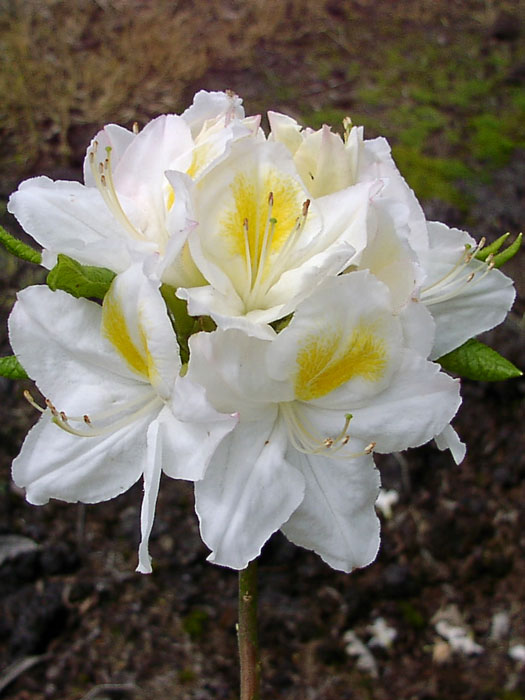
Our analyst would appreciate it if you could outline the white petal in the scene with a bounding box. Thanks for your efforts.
[103,266,181,397]
[182,90,245,135]
[267,110,303,154]
[83,123,136,187]
[282,450,380,572]
[435,424,466,464]
[186,329,292,419]
[137,420,163,574]
[13,407,152,506]
[7,177,139,271]
[9,286,145,403]
[160,380,238,481]
[194,419,304,569]
[423,222,515,359]
[347,351,462,452]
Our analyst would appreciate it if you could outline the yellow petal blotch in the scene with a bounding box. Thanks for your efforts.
[220,169,303,270]
[102,292,149,379]
[294,323,388,401]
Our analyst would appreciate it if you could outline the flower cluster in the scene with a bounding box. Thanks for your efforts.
[7,91,516,573]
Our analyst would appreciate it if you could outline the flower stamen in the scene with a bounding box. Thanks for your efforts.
[420,239,496,306]
[280,404,375,460]
[25,389,160,439]
[88,143,146,242]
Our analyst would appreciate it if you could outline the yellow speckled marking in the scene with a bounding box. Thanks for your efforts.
[187,142,213,179]
[102,291,148,378]
[220,169,303,267]
[295,323,387,401]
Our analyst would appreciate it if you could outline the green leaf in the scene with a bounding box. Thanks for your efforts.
[0,225,41,264]
[47,254,115,299]
[0,355,28,380]
[438,338,523,381]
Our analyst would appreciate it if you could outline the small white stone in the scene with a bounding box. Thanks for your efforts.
[375,488,399,519]
[509,644,525,662]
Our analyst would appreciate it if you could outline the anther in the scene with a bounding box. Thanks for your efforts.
[302,199,311,217]
[83,415,91,424]
[268,191,274,206]
[133,122,139,134]
[364,442,376,454]
[59,411,68,422]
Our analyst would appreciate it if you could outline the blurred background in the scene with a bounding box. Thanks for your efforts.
[0,1,524,698]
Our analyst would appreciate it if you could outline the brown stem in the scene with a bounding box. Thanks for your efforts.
[238,558,260,700]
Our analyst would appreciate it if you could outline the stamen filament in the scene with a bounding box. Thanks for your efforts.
[88,144,146,242]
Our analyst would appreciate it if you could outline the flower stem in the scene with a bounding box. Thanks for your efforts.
[238,558,260,700]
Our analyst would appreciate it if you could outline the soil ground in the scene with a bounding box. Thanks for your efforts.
[0,2,524,699]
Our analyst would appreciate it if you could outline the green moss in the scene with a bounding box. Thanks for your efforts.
[398,601,426,629]
[469,114,515,169]
[392,145,472,209]
[178,668,197,683]
[182,607,209,640]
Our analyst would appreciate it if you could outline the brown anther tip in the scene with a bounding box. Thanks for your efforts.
[302,199,311,216]
[268,191,274,205]
[100,174,107,187]
[365,442,376,454]
[323,438,334,448]
[243,217,249,228]
[98,162,104,174]
[342,435,350,445]
[89,151,94,162]
[467,272,475,282]
[479,237,486,248]
[132,121,139,134]
[23,389,31,400]
[83,415,91,424]
[59,411,68,422]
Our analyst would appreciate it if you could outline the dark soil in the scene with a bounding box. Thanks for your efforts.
[0,2,524,699]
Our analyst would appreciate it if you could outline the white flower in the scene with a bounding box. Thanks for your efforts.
[416,221,516,359]
[185,272,461,571]
[177,136,376,335]
[9,265,236,573]
[7,90,255,287]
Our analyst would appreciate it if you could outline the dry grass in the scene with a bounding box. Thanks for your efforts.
[0,0,329,186]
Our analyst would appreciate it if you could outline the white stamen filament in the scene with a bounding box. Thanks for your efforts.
[25,390,160,439]
[88,143,146,242]
[279,402,375,459]
[420,239,496,306]
[244,196,311,307]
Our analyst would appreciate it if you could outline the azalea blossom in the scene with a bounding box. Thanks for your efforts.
[185,272,461,571]
[7,90,256,287]
[267,110,516,359]
[177,136,376,335]
[8,265,236,572]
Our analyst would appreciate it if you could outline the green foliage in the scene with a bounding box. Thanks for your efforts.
[438,339,522,382]
[0,225,41,264]
[47,254,115,300]
[0,355,28,380]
